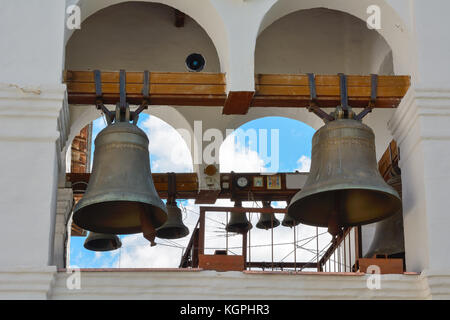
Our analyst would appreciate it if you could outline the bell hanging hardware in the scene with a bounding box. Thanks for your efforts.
[289,73,402,237]
[73,69,167,247]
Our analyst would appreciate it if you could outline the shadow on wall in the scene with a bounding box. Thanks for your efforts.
[65,2,221,72]
[255,8,393,75]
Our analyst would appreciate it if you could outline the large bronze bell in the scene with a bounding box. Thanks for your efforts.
[84,232,122,252]
[73,110,167,235]
[365,172,405,258]
[287,113,401,233]
[256,201,280,230]
[156,202,190,239]
[225,201,252,234]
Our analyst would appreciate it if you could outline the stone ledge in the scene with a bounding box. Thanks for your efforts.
[0,266,57,300]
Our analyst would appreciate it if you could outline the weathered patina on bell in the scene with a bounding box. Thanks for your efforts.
[156,202,189,239]
[256,201,280,230]
[365,172,405,258]
[84,232,122,252]
[225,200,252,234]
[73,110,167,235]
[287,112,402,231]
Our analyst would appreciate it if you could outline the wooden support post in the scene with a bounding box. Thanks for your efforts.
[192,228,199,268]
[199,208,206,256]
[242,231,247,270]
[222,91,255,115]
[174,9,185,28]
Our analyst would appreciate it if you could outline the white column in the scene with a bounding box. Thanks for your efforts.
[53,188,74,269]
[0,0,67,298]
[387,0,450,299]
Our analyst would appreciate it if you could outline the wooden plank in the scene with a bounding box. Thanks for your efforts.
[65,71,410,108]
[357,258,404,274]
[199,254,245,272]
[222,91,255,115]
[65,71,226,84]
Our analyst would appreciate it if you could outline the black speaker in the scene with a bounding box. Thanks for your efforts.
[185,53,205,72]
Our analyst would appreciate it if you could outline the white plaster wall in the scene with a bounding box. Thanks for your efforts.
[256,8,393,75]
[51,270,426,300]
[66,2,220,72]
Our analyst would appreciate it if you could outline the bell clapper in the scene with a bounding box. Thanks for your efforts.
[327,210,341,237]
[140,212,157,247]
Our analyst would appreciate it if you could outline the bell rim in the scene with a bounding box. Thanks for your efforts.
[256,220,281,230]
[287,188,402,228]
[156,225,190,239]
[83,236,122,252]
[73,199,168,235]
[225,223,253,234]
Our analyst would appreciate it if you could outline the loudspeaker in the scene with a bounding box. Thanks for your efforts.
[185,53,205,72]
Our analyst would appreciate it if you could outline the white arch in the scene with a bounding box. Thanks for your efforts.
[63,105,198,173]
[258,0,415,76]
[65,0,229,73]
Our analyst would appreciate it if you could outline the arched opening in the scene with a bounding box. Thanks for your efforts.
[258,0,414,76]
[67,113,194,268]
[256,8,393,75]
[216,116,331,269]
[65,2,221,72]
[254,7,402,160]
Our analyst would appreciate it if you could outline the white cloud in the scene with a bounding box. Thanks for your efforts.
[219,133,266,173]
[141,116,193,173]
[295,155,311,172]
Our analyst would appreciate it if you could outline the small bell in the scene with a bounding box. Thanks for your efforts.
[365,172,405,258]
[84,232,122,252]
[256,201,280,230]
[281,213,300,228]
[156,201,190,239]
[225,200,252,234]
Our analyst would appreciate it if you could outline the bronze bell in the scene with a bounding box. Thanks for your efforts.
[84,232,122,252]
[282,213,300,228]
[287,114,402,234]
[73,110,167,235]
[365,172,405,258]
[156,202,190,239]
[256,201,280,230]
[225,200,252,234]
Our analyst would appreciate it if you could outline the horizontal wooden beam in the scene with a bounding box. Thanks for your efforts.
[222,91,255,114]
[65,70,410,109]
[246,262,319,269]
[67,172,305,203]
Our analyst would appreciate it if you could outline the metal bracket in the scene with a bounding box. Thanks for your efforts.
[132,70,150,124]
[356,74,378,121]
[307,73,335,122]
[338,73,350,114]
[167,172,177,204]
[94,69,114,125]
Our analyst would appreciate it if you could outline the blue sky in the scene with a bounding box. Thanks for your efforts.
[69,114,330,269]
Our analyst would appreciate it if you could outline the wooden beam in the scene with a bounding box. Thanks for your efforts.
[222,91,255,115]
[174,9,185,28]
[65,70,410,108]
[67,172,306,203]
